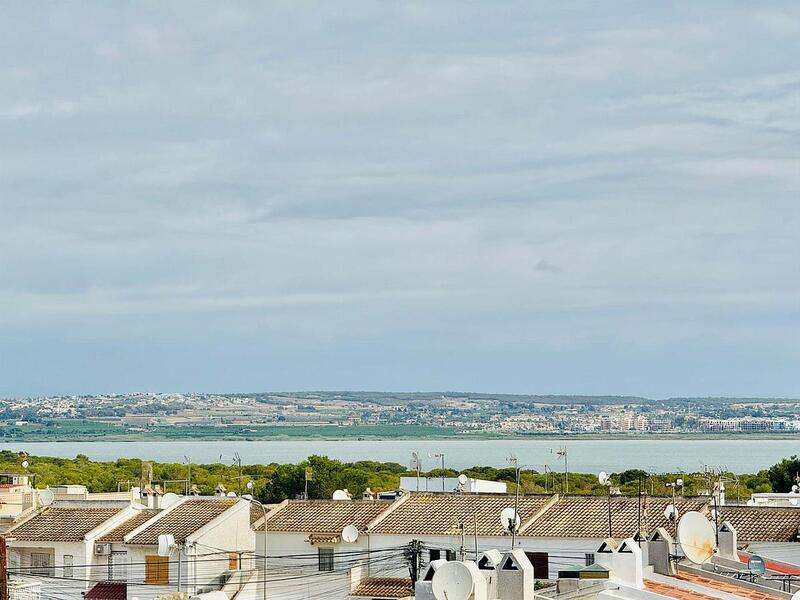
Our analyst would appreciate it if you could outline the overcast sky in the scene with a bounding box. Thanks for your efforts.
[1,2,798,399]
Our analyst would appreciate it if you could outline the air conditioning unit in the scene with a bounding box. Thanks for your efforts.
[94,542,111,556]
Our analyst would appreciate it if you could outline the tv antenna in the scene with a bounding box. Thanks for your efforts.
[553,447,568,493]
[39,488,54,507]
[432,560,474,600]
[429,452,446,492]
[677,511,717,565]
[411,452,423,492]
[599,471,612,537]
[332,489,350,500]
[341,524,359,543]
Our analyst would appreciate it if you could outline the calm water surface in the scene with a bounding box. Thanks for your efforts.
[2,438,798,472]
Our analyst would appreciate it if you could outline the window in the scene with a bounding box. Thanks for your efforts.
[145,555,169,585]
[109,551,128,581]
[585,553,595,566]
[63,555,73,579]
[228,552,239,571]
[318,548,334,572]
[30,553,52,576]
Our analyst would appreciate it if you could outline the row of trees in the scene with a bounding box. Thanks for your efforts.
[0,450,797,504]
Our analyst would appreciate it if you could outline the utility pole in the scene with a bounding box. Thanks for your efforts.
[0,536,8,600]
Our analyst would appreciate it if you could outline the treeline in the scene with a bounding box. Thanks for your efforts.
[0,450,797,505]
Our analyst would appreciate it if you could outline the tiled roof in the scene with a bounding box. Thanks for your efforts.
[127,499,238,545]
[8,507,123,542]
[521,496,709,539]
[98,510,159,542]
[645,579,720,600]
[717,506,800,543]
[676,572,783,600]
[351,577,413,599]
[264,500,392,533]
[371,493,552,536]
[85,581,127,599]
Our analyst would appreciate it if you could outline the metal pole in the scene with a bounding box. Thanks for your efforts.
[512,459,520,549]
[441,454,445,492]
[474,513,479,561]
[245,496,268,600]
[607,485,612,538]
[177,546,182,593]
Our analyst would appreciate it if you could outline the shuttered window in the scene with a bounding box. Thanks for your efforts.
[318,548,334,572]
[63,555,73,578]
[145,555,169,585]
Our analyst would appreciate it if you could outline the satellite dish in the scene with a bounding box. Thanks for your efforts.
[432,561,474,600]
[226,491,237,497]
[746,499,755,507]
[792,485,799,493]
[677,511,716,564]
[747,555,766,577]
[157,533,175,557]
[598,471,609,485]
[161,492,180,509]
[342,524,359,543]
[676,478,684,487]
[39,488,54,507]
[791,591,800,600]
[458,474,469,485]
[21,460,29,469]
[332,489,350,500]
[500,507,521,532]
[664,504,678,521]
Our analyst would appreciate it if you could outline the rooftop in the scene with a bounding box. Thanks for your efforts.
[370,493,553,536]
[521,495,708,539]
[98,509,159,542]
[127,498,238,545]
[265,500,392,533]
[717,506,800,543]
[351,577,413,599]
[8,507,122,542]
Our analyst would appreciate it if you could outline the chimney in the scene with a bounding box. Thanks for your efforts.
[717,521,738,561]
[498,550,534,600]
[477,550,503,600]
[215,483,227,497]
[647,527,676,576]
[611,538,644,589]
[363,487,375,501]
[415,559,448,600]
[188,484,200,496]
[594,538,618,572]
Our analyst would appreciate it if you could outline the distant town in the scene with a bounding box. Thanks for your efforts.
[1,392,798,440]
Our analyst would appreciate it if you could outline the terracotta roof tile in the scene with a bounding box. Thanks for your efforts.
[8,507,122,542]
[676,572,783,600]
[371,493,552,536]
[265,500,391,534]
[716,506,800,543]
[351,577,413,598]
[98,510,159,542]
[522,496,708,539]
[85,581,127,599]
[127,499,238,545]
[645,579,720,600]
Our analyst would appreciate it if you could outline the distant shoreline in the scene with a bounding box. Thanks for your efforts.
[2,431,798,443]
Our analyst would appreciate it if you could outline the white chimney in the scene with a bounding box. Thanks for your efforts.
[611,538,644,589]
[416,558,447,600]
[498,549,534,600]
[477,550,503,600]
[647,527,676,576]
[594,538,618,572]
[718,521,738,561]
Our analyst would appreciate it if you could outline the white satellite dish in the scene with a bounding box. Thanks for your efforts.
[342,524,359,543]
[791,591,800,600]
[500,507,521,532]
[39,488,54,507]
[157,533,175,557]
[161,492,180,509]
[21,460,29,469]
[677,511,717,564]
[746,499,755,507]
[332,489,350,500]
[432,561,474,600]
[598,471,609,485]
[226,491,237,497]
[458,474,469,485]
[792,485,799,493]
[664,504,678,521]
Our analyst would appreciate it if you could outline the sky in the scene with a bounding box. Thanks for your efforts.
[1,2,798,399]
